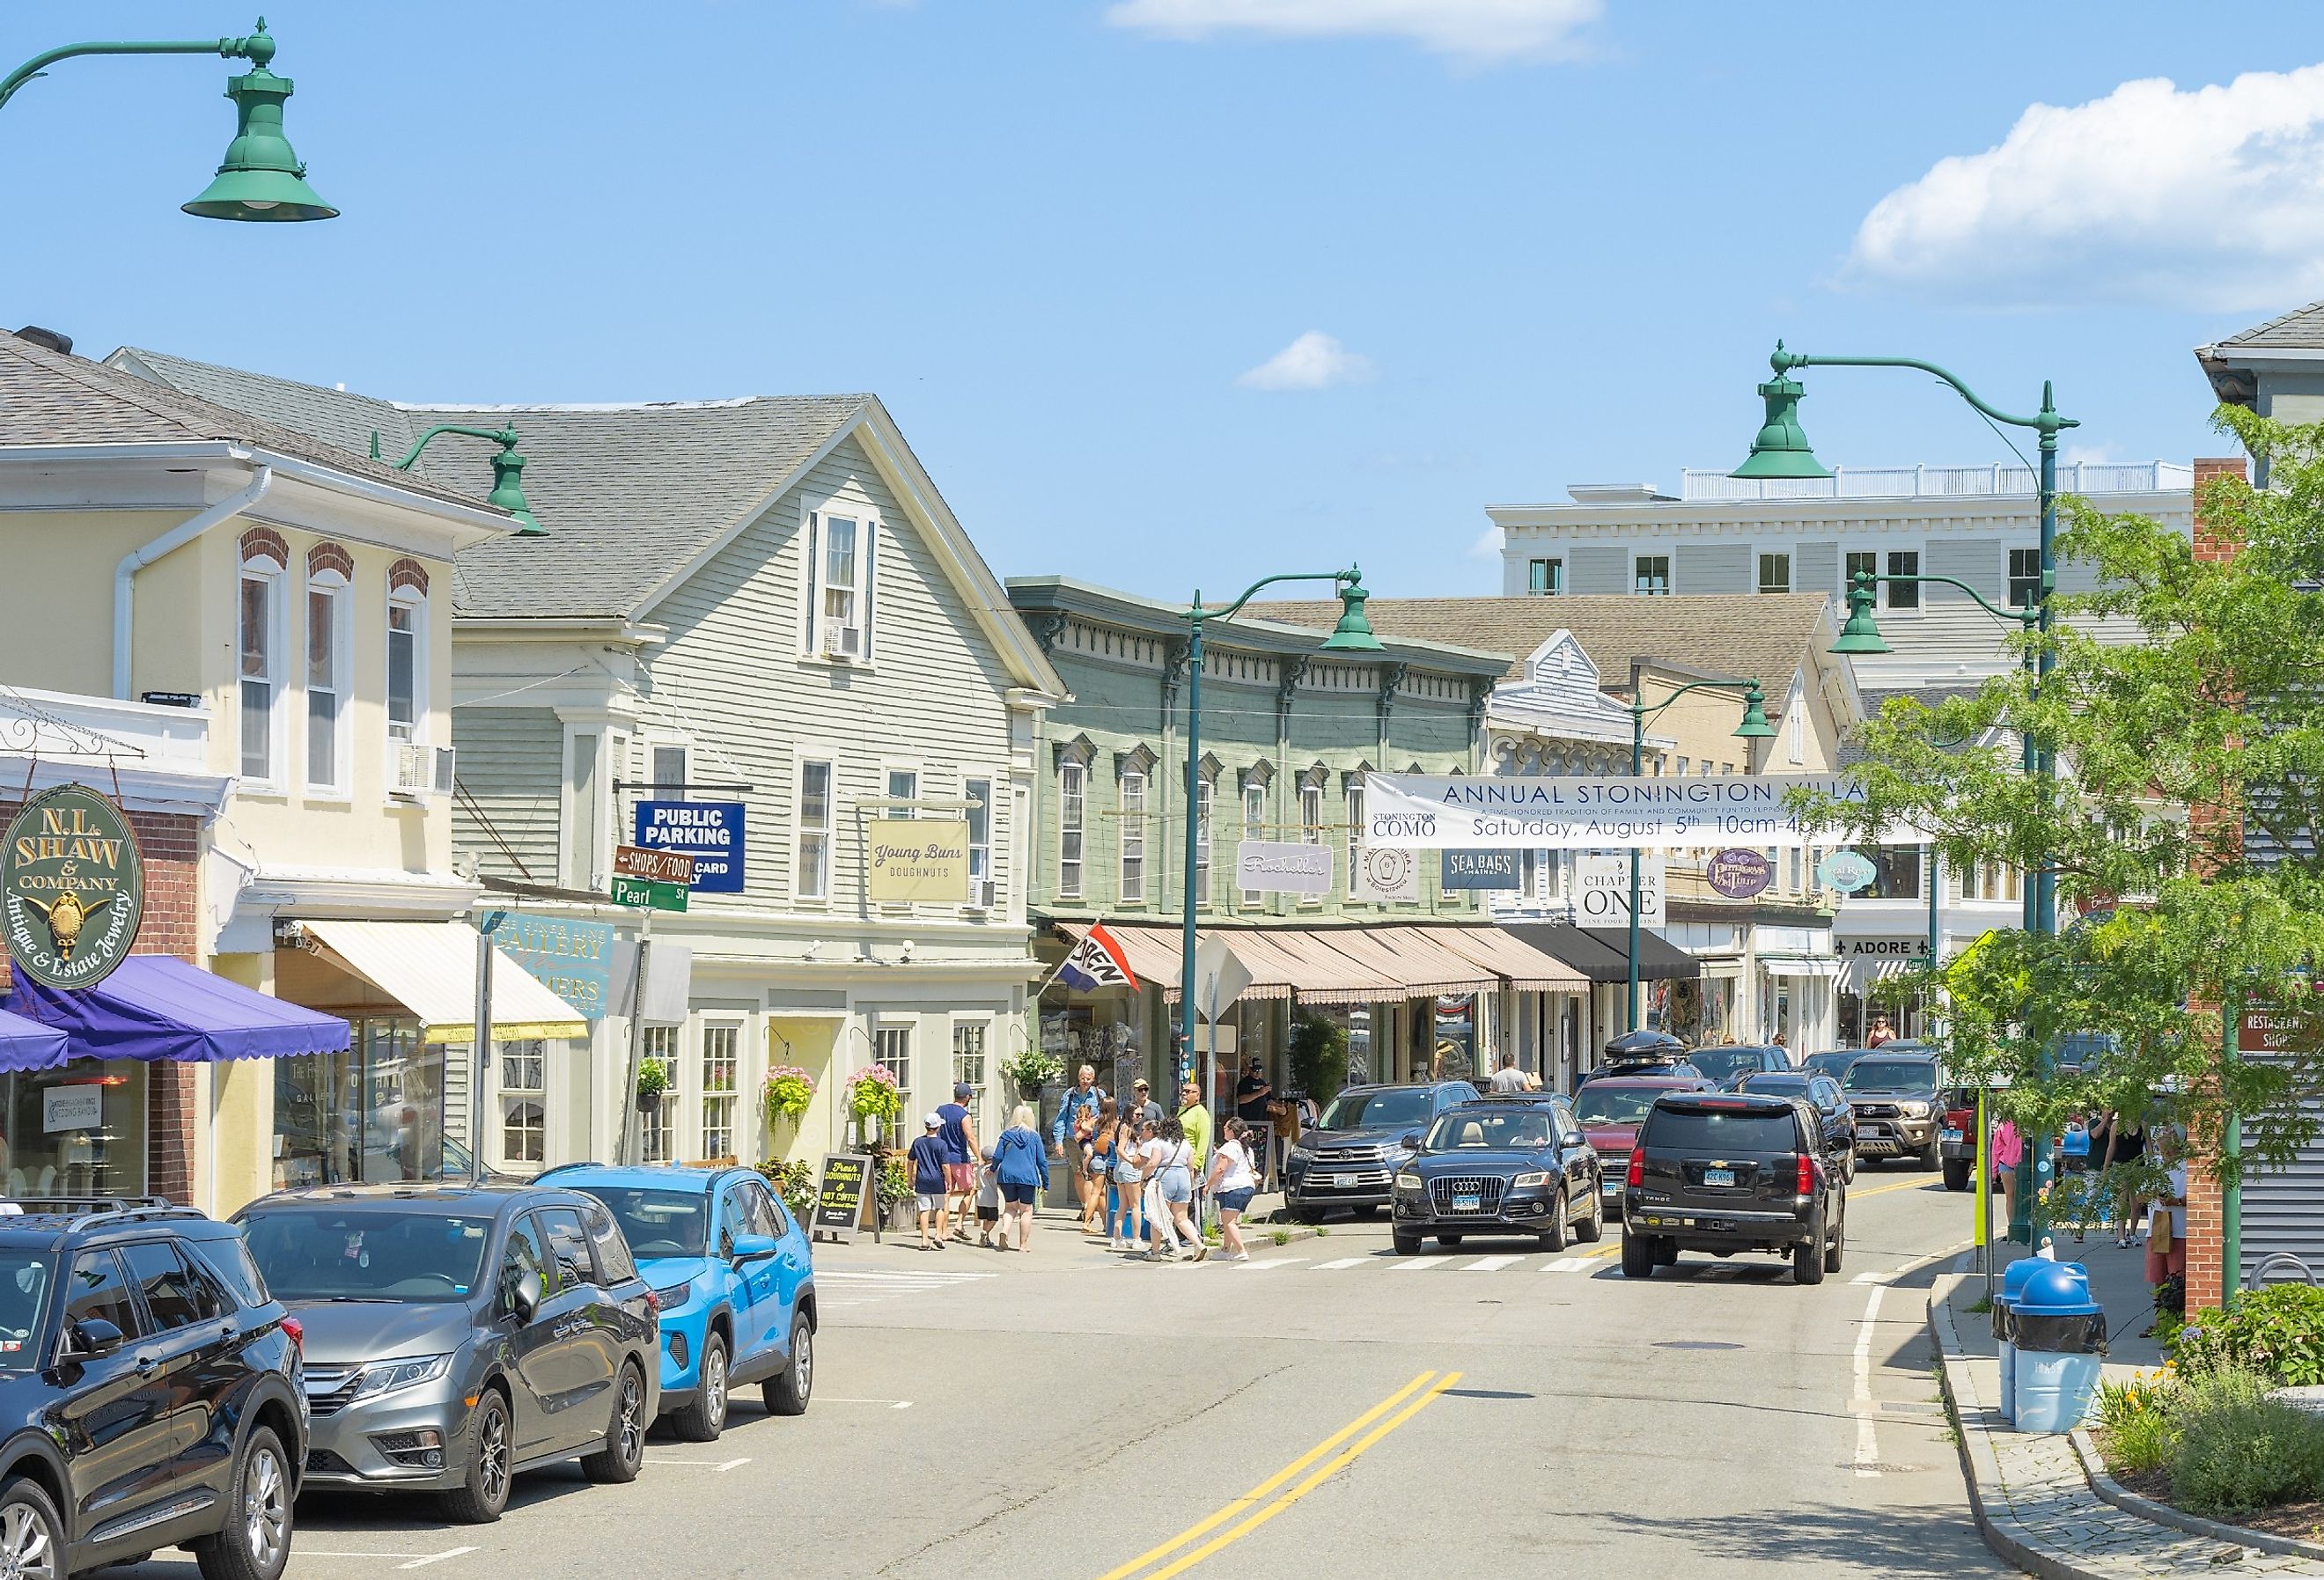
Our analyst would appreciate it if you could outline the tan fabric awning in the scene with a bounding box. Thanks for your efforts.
[1224,929,1394,1005]
[1423,926,1592,993]
[1316,928,1497,999]
[302,919,589,1043]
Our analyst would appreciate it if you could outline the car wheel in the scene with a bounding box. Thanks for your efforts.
[1575,1187,1605,1244]
[1620,1230,1654,1278]
[671,1333,729,1443]
[763,1312,813,1416]
[0,1473,65,1580]
[1824,1204,1846,1273]
[1793,1229,1828,1285]
[1540,1191,1569,1253]
[1916,1138,1940,1172]
[1842,1147,1857,1184]
[1433,1233,1464,1247]
[1392,1229,1422,1256]
[1942,1159,1972,1193]
[581,1362,649,1483]
[194,1425,292,1580]
[438,1389,512,1525]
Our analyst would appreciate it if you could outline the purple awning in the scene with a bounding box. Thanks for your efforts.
[3,956,349,1068]
[0,1008,68,1074]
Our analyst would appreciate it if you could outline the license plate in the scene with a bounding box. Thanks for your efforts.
[1332,1173,1357,1188]
[1703,1167,1735,1187]
[1601,1180,1620,1195]
[1941,1128,1963,1143]
[1453,1193,1482,1212]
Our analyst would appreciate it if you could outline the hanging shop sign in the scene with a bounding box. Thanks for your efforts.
[633,801,745,893]
[1235,841,1332,896]
[1576,851,1666,928]
[1816,849,1878,893]
[3,784,143,991]
[866,820,972,904]
[1361,771,1902,850]
[1350,845,1419,904]
[496,913,618,1021]
[1705,849,1775,900]
[1440,850,1521,891]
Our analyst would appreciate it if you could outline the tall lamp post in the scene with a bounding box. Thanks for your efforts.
[1,18,338,220]
[1177,570,1383,1098]
[1622,665,1776,1031]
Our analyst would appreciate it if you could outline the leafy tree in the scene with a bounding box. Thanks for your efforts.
[1803,409,2324,1179]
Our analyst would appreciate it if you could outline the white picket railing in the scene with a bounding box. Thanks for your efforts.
[1680,460,2192,503]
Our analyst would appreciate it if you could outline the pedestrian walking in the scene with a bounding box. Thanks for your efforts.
[1050,1064,1106,1221]
[974,1158,1002,1248]
[1866,1014,1896,1047]
[1133,1118,1178,1259]
[1083,1096,1120,1235]
[1126,1078,1164,1128]
[1177,1078,1212,1229]
[989,1104,1050,1253]
[938,1082,980,1244]
[2107,1110,2147,1246]
[1204,1119,1259,1261]
[1143,1116,1204,1261]
[908,1114,951,1251]
[1991,1114,2025,1238]
[2144,1130,2188,1315]
[1107,1108,1147,1250]
[1488,1052,1529,1094]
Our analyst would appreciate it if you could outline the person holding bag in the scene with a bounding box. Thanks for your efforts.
[987,1104,1050,1253]
[1107,1111,1146,1251]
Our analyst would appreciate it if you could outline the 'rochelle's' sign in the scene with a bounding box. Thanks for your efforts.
[3,784,144,991]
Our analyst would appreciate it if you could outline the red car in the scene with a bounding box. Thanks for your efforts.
[1570,1075,1714,1219]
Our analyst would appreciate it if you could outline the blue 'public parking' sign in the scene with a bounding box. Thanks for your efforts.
[634,801,745,892]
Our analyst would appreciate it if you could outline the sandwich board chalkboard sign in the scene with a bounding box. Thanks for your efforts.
[813,1152,879,1245]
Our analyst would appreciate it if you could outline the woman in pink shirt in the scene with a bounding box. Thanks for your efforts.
[1991,1119,2024,1235]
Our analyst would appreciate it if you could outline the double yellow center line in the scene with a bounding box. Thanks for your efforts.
[1096,1369,1461,1580]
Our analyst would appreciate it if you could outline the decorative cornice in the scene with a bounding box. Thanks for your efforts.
[1375,661,1408,725]
[1339,759,1375,791]
[306,541,355,582]
[239,525,289,569]
[1053,731,1097,770]
[1239,758,1276,791]
[1114,742,1158,779]
[1030,611,1069,657]
[388,557,431,596]
[1298,761,1331,791]
[1198,750,1224,783]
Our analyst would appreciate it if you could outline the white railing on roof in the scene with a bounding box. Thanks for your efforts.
[1680,460,2192,503]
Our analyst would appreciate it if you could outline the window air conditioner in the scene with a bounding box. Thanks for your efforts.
[393,742,456,798]
[972,878,997,910]
[822,624,862,660]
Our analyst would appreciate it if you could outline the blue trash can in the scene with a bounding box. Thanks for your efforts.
[2011,1263,2107,1433]
[1994,1259,2050,1422]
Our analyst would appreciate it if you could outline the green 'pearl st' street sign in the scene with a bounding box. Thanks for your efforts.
[3,784,144,990]
[609,874,688,914]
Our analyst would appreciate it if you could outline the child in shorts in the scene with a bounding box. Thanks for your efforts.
[974,1159,1002,1248]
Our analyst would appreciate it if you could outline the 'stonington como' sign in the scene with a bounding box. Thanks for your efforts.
[1361,772,1903,851]
[3,784,144,990]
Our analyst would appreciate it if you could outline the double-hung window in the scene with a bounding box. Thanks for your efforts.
[1635,555,1671,596]
[1240,783,1267,905]
[965,776,993,908]
[1527,558,1563,596]
[952,1022,987,1126]
[796,760,834,900]
[640,1026,677,1162]
[874,1025,912,1118]
[1758,553,1791,594]
[2009,547,2041,610]
[1886,550,1921,608]
[700,1025,739,1159]
[500,1040,546,1165]
[805,510,874,660]
[1299,783,1324,905]
[886,768,917,818]
[239,550,283,783]
[1058,764,1085,899]
[651,744,689,794]
[1193,778,1212,908]
[305,572,349,792]
[1844,550,1878,597]
[386,592,423,746]
[1119,772,1147,904]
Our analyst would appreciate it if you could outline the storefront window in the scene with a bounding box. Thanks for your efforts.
[1431,996,1476,1081]
[275,1018,445,1188]
[1665,974,1739,1045]
[0,1062,146,1198]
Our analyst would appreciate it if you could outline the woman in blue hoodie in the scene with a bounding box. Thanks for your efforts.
[988,1104,1050,1253]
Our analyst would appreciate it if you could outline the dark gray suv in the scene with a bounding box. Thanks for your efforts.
[235,1182,660,1524]
[1283,1082,1482,1220]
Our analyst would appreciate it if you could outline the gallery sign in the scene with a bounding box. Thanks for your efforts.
[1236,841,1332,896]
[496,913,618,1021]
[1361,772,1903,850]
[3,784,143,991]
[867,820,972,903]
[633,801,744,893]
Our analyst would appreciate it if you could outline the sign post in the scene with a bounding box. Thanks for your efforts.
[813,1151,879,1245]
[609,847,695,1163]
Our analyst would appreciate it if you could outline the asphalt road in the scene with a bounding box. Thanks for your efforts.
[136,1168,2014,1580]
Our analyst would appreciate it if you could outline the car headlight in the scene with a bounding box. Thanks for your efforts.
[348,1354,452,1402]
[1898,1101,1930,1119]
[651,1278,693,1309]
[1287,1146,1314,1166]
[1511,1171,1551,1188]
[1394,1172,1423,1191]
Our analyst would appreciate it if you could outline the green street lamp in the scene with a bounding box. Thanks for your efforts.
[0,18,337,222]
[1176,569,1381,1095]
[386,424,545,535]
[1622,664,1775,1032]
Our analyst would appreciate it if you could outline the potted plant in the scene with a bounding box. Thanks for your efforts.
[754,1157,816,1220]
[875,1152,914,1229]
[998,1046,1063,1106]
[844,1064,903,1148]
[635,1056,671,1113]
[762,1064,816,1132]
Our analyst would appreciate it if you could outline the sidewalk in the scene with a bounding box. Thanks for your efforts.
[1932,1238,2324,1578]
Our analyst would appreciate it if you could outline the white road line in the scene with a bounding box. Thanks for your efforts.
[1390,1257,1450,1271]
[646,1455,755,1469]
[395,1548,476,1570]
[1312,1256,1376,1270]
[820,1397,915,1408]
[1232,1257,1308,1271]
[1542,1257,1592,1273]
[1460,1255,1523,1272]
[1852,1284,1886,1478]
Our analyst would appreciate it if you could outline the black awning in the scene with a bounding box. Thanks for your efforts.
[1497,923,1703,984]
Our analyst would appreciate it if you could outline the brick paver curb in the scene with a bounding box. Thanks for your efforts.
[2067,1429,2324,1563]
[1929,1271,2324,1577]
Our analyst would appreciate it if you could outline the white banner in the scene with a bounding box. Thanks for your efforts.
[1362,772,1885,850]
[1576,852,1665,928]
[1235,840,1333,895]
[1350,845,1419,903]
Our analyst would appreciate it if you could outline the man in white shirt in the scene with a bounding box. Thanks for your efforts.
[1489,1053,1530,1093]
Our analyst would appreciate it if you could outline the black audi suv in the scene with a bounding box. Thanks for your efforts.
[1390,1095,1604,1254]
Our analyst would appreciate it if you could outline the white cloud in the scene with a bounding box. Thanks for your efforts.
[1468,525,1503,561]
[1237,331,1375,391]
[1849,62,2324,311]
[1107,0,1601,64]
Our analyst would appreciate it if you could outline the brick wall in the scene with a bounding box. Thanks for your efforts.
[0,799,202,1203]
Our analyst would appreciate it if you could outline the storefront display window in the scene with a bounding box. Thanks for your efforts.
[275,1017,445,1188]
[1430,996,1476,1081]
[1665,974,1739,1045]
[0,1062,146,1198]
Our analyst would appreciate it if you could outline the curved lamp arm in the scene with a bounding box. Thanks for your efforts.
[0,27,274,112]
[1631,670,1762,723]
[1846,569,2042,628]
[1193,568,1360,624]
[1769,349,2079,437]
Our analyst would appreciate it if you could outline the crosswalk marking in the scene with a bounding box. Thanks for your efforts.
[1542,1257,1592,1273]
[1313,1256,1379,1270]
[1232,1257,1307,1271]
[1460,1255,1524,1272]
[1389,1256,1449,1271]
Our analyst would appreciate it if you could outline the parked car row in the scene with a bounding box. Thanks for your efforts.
[0,1165,818,1580]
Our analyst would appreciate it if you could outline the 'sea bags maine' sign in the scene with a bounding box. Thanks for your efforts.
[3,784,143,990]
[1361,772,1895,851]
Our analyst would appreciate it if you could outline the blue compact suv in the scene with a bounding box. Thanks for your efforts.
[539,1165,816,1441]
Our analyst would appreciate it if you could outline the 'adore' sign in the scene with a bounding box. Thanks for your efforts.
[3,784,143,990]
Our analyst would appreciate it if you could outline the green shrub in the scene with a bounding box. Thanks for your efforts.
[2168,1369,2324,1517]
[1288,1014,1349,1106]
[2174,1285,2324,1385]
[2107,1408,2179,1474]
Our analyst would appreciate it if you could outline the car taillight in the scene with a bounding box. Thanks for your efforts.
[1796,1154,1814,1196]
[280,1315,303,1351]
[643,1289,660,1314]
[1625,1150,1644,1188]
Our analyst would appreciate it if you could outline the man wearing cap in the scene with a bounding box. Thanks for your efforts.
[1126,1078,1164,1128]
[1233,1058,1276,1186]
[907,1113,952,1250]
[936,1082,980,1244]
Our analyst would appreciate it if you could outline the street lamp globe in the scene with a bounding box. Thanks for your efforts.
[1731,345,1828,482]
[180,25,337,222]
[1319,574,1385,653]
[1734,684,1778,739]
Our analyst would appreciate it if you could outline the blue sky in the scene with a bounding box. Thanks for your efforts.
[12,3,2318,597]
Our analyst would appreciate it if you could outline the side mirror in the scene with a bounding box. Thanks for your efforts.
[1563,1133,1585,1149]
[1400,1131,1423,1151]
[67,1316,123,1358]
[731,1232,777,1264]
[508,1267,543,1325]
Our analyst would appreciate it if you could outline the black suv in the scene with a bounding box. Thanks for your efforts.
[0,1197,305,1580]
[1620,1093,1847,1284]
[1681,1045,1796,1090]
[1391,1096,1604,1254]
[1283,1082,1480,1221]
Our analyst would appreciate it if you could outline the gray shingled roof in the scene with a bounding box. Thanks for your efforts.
[0,334,498,515]
[1246,593,1835,690]
[111,347,867,620]
[2208,300,2324,351]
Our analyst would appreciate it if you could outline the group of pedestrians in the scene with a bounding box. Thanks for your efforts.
[1988,1107,2188,1311]
[904,1081,1055,1252]
[1031,1062,1272,1263]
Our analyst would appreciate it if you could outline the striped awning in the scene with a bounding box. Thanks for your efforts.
[1047,922,1590,1004]
[1423,926,1592,993]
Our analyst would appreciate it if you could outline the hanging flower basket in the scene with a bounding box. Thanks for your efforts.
[845,1065,903,1137]
[762,1065,816,1129]
[635,1057,671,1113]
